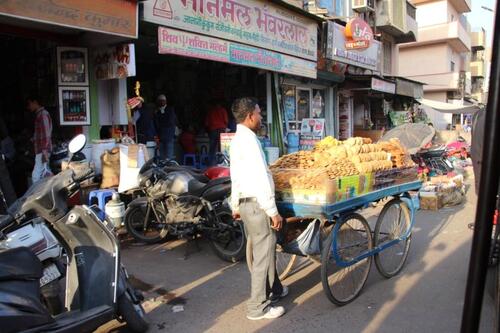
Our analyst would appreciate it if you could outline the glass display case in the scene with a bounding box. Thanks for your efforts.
[57,47,88,85]
[58,87,90,125]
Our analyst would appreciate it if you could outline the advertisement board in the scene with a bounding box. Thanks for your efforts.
[326,21,380,72]
[144,0,317,61]
[158,26,317,78]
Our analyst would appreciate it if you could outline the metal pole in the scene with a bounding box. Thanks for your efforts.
[460,3,500,332]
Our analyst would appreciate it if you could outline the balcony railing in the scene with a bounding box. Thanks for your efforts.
[411,0,471,13]
[410,72,461,92]
[471,61,486,77]
[416,21,471,52]
[471,30,487,50]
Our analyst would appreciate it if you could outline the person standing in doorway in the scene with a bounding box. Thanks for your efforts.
[205,99,228,166]
[27,95,52,183]
[230,97,287,321]
[133,98,156,144]
[155,94,177,160]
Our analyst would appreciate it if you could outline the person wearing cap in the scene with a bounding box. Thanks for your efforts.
[154,94,177,160]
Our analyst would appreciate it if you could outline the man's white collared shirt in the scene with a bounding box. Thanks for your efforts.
[230,124,278,217]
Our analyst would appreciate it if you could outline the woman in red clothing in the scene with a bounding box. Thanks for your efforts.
[179,125,196,155]
[205,99,228,166]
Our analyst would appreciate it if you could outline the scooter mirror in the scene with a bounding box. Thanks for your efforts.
[68,134,87,154]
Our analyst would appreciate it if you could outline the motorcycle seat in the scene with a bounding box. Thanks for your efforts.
[164,166,210,183]
[188,177,231,198]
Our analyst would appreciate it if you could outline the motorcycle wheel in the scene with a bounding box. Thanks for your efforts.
[209,208,246,263]
[125,204,169,244]
[118,292,149,333]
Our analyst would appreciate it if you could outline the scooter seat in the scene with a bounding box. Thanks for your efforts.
[0,247,42,281]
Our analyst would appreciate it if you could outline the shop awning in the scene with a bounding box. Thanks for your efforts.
[418,98,482,114]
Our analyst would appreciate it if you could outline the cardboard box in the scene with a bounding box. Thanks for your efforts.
[419,192,443,211]
[276,173,374,204]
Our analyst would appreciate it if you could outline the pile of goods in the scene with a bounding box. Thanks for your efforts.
[271,136,417,204]
[419,175,465,211]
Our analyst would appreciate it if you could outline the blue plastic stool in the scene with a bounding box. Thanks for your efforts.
[183,154,198,168]
[88,189,116,214]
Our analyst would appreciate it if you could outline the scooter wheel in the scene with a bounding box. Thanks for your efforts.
[118,292,149,333]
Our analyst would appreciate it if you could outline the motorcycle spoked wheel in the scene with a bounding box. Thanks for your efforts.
[125,204,169,244]
[209,208,246,263]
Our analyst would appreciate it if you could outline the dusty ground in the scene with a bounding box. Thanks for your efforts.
[97,187,496,333]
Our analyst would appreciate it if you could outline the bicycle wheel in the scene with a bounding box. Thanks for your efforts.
[321,213,372,306]
[374,198,412,278]
[246,241,297,280]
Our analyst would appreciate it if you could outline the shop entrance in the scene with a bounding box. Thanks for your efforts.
[0,33,69,196]
[128,48,268,161]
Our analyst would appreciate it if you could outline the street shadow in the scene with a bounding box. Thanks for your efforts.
[251,191,494,333]
[97,236,251,333]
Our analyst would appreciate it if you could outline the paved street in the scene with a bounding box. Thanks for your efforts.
[98,185,495,333]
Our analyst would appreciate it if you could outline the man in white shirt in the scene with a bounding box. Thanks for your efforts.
[230,97,287,320]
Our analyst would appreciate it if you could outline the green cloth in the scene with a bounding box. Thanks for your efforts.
[270,73,285,155]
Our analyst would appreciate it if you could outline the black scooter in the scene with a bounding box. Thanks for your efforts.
[0,134,148,333]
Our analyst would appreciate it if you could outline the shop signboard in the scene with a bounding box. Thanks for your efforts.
[143,0,317,61]
[395,78,424,99]
[371,77,396,94]
[158,26,317,78]
[0,0,138,38]
[345,18,373,50]
[326,22,380,72]
[93,44,137,80]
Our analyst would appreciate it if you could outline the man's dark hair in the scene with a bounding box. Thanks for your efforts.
[26,93,42,105]
[231,97,258,123]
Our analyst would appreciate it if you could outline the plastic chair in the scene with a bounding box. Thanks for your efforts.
[88,189,116,212]
[183,154,198,168]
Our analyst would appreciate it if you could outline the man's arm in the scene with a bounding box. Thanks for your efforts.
[229,142,240,215]
[249,139,278,217]
[39,113,52,162]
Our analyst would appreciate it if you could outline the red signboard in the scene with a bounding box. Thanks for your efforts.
[345,18,373,50]
[0,0,138,38]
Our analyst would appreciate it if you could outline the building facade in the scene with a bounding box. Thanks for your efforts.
[398,0,472,129]
[470,28,487,104]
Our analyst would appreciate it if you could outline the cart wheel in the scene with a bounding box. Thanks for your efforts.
[321,213,372,306]
[374,198,412,278]
[246,240,297,280]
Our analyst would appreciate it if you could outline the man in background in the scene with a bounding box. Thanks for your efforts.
[26,95,52,183]
[205,99,228,166]
[155,94,177,159]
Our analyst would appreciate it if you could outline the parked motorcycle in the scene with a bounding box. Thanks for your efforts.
[124,159,245,263]
[0,134,148,333]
